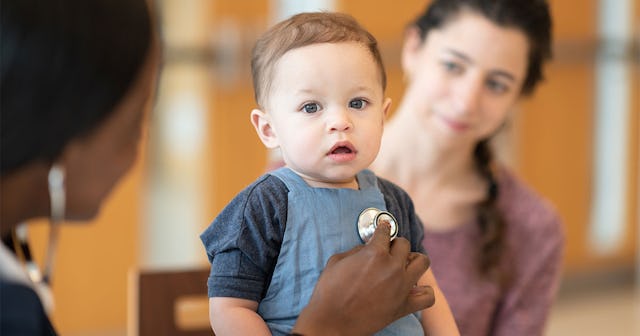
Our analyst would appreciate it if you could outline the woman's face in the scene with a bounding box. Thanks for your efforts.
[61,45,159,221]
[401,10,528,148]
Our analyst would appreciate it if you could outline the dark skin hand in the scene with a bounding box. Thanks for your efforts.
[292,222,435,336]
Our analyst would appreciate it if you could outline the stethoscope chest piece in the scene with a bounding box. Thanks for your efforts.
[357,207,399,243]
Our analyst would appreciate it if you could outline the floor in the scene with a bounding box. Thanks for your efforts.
[545,281,640,335]
[69,278,640,336]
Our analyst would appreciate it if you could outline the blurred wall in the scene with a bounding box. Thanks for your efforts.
[516,0,639,275]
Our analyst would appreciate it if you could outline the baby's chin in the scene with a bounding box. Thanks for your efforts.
[302,175,359,190]
[286,164,366,189]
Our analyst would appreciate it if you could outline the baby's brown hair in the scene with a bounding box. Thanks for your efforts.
[251,12,386,109]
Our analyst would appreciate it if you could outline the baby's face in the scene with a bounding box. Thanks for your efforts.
[266,42,389,189]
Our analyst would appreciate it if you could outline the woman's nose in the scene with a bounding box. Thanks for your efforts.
[453,77,483,115]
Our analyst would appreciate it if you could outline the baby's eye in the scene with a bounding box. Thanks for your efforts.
[349,99,367,109]
[302,103,320,113]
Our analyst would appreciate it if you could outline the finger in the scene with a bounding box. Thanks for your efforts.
[404,285,435,314]
[389,236,411,264]
[405,252,430,280]
[366,220,392,251]
[325,245,364,267]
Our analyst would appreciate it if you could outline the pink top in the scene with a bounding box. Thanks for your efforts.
[423,168,565,336]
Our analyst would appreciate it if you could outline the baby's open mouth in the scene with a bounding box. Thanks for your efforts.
[328,141,356,155]
[331,146,353,154]
[327,142,357,162]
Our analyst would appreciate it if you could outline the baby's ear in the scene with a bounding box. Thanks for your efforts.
[250,109,279,149]
[382,98,392,119]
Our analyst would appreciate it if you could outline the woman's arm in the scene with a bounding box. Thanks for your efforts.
[209,297,271,336]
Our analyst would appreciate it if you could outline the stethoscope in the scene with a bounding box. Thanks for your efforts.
[10,164,64,287]
[8,222,58,314]
[10,223,58,285]
[356,207,398,243]
[5,165,64,314]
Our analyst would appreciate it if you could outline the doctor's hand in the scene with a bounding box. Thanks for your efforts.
[292,222,435,336]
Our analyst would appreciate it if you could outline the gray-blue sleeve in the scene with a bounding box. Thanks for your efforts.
[200,174,288,301]
[377,176,427,255]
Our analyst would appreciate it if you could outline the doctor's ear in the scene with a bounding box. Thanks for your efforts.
[250,109,279,149]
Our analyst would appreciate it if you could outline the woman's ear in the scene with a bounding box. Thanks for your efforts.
[250,109,279,149]
[401,26,424,80]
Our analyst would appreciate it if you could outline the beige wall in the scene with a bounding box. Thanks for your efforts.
[517,1,638,274]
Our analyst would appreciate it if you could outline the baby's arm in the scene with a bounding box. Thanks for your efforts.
[419,268,460,335]
[209,297,271,336]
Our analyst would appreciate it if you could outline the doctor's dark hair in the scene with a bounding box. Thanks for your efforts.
[0,0,152,175]
[251,12,386,109]
[411,0,553,285]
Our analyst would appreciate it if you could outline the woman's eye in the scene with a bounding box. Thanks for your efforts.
[486,79,508,94]
[442,61,463,74]
[302,103,320,113]
[349,99,367,109]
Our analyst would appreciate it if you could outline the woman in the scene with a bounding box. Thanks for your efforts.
[372,0,565,335]
[0,1,434,334]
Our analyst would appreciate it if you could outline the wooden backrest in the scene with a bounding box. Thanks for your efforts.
[130,268,212,336]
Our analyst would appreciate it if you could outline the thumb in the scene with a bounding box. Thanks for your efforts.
[367,220,392,251]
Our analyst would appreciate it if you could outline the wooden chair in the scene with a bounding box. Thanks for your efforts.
[129,268,212,336]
